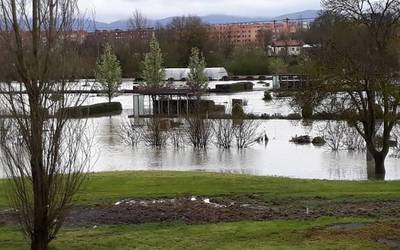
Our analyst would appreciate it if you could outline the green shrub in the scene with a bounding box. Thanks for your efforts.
[263,91,273,101]
[226,48,271,75]
[301,104,313,119]
[232,103,245,119]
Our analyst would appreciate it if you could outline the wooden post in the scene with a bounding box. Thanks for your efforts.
[186,95,189,115]
[158,95,161,115]
[177,95,179,116]
[149,95,151,116]
[167,95,170,116]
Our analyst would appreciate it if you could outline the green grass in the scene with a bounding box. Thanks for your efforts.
[0,217,383,250]
[1,171,399,249]
[1,171,400,208]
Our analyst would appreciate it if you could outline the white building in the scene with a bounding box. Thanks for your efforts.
[164,67,228,81]
[268,40,305,56]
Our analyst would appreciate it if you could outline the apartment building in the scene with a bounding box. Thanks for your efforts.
[86,28,154,43]
[208,20,304,46]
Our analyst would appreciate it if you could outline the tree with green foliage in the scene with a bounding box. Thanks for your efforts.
[226,48,271,75]
[142,34,165,88]
[188,47,208,97]
[232,103,245,120]
[95,44,122,103]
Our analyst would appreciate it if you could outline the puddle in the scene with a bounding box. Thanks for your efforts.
[328,223,367,230]
[378,239,400,249]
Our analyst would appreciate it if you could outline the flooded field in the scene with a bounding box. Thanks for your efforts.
[2,81,400,180]
[89,111,400,181]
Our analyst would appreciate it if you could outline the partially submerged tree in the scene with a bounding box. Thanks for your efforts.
[234,119,261,149]
[212,119,235,149]
[188,47,208,98]
[299,0,400,179]
[95,44,122,103]
[0,0,92,249]
[185,116,212,149]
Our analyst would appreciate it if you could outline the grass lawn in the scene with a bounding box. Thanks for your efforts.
[0,217,385,250]
[1,171,400,208]
[1,171,400,249]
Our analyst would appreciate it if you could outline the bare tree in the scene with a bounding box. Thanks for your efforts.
[319,121,347,151]
[185,116,212,149]
[212,119,235,149]
[128,9,149,31]
[298,0,400,178]
[344,126,366,151]
[234,120,261,149]
[119,119,143,146]
[257,29,274,53]
[0,0,92,249]
[168,127,186,148]
[142,117,168,147]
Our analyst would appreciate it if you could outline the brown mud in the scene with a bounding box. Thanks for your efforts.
[1,195,400,226]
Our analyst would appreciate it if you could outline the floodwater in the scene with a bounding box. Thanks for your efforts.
[85,89,400,181]
[2,81,400,180]
[91,113,400,181]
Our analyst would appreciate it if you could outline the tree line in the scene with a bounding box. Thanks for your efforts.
[74,13,306,79]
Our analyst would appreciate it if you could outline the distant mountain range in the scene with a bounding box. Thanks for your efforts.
[87,10,321,31]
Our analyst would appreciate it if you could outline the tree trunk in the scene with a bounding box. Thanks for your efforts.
[366,139,387,180]
[31,215,48,250]
[367,147,386,180]
[30,91,48,250]
[373,153,386,180]
[31,155,48,250]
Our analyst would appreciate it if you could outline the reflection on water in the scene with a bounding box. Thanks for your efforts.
[2,90,400,180]
[84,108,400,181]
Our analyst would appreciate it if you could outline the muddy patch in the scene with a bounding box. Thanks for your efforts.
[328,223,367,230]
[2,196,400,226]
[309,222,400,249]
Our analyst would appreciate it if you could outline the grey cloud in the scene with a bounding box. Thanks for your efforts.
[79,0,321,22]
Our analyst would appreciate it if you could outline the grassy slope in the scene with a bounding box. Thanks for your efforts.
[1,171,400,208]
[0,217,380,250]
[1,171,399,249]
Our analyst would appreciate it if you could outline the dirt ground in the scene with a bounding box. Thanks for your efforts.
[1,195,400,226]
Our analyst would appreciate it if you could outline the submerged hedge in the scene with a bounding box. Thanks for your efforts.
[60,102,123,118]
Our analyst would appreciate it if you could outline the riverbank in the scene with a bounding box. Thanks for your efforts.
[1,171,400,249]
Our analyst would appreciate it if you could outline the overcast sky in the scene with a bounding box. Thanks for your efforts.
[79,0,321,22]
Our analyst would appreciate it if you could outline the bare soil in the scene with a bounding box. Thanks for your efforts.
[1,195,400,226]
[308,222,400,250]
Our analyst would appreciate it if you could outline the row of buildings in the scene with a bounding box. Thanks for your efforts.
[208,20,307,46]
[70,20,310,56]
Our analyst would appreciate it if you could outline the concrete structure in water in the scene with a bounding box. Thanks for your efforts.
[272,74,308,91]
[131,88,225,117]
